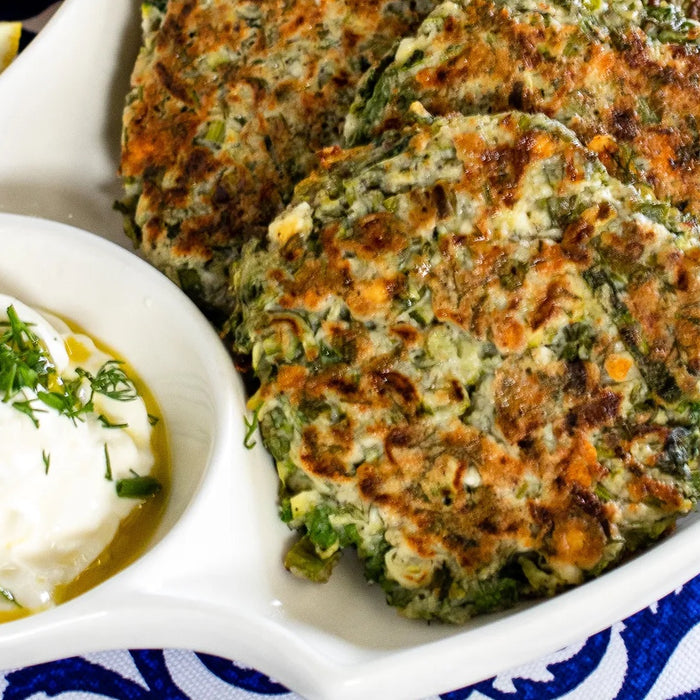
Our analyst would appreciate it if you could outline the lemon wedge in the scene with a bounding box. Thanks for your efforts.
[0,22,21,73]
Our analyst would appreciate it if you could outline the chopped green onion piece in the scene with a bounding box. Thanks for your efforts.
[284,534,340,583]
[204,120,226,144]
[115,475,162,499]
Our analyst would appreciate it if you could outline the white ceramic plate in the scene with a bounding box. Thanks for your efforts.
[1,3,700,700]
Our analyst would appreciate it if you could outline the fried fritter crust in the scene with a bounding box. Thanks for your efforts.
[232,110,700,621]
[119,0,437,320]
[345,0,700,217]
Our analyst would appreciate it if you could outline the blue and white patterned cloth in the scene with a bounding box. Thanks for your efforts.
[4,2,700,698]
[3,575,700,699]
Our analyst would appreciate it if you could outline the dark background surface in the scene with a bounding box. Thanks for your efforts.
[1,1,61,51]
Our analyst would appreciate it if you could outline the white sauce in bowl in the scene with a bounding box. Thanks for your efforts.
[0,295,160,615]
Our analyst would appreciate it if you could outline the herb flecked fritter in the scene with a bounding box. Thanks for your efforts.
[345,0,700,219]
[118,0,438,322]
[119,0,700,622]
[231,110,700,622]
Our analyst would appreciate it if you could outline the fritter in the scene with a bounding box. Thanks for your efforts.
[344,0,700,219]
[231,109,700,622]
[118,0,438,322]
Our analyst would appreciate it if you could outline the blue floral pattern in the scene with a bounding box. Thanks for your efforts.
[194,654,289,695]
[3,576,700,698]
[2,651,292,699]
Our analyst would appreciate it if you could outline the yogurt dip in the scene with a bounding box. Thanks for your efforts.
[0,295,162,617]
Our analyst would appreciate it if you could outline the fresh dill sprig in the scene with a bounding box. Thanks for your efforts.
[78,360,138,402]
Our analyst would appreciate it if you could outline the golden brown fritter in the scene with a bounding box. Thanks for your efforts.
[231,110,700,622]
[119,0,438,321]
[345,0,700,218]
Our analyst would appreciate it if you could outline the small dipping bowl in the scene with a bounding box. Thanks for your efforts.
[0,213,243,665]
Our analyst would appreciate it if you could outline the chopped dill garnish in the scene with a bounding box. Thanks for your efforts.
[104,443,112,480]
[37,380,92,424]
[78,360,138,402]
[0,304,54,422]
[12,399,44,428]
[98,414,128,429]
[0,306,144,431]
